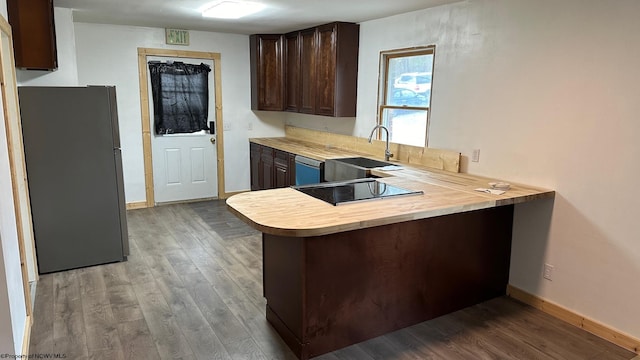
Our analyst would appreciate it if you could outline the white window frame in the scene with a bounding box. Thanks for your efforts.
[376,46,436,147]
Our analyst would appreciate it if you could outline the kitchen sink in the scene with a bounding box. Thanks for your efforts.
[324,157,402,182]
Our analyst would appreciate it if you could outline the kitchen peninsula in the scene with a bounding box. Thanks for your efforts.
[226,129,554,359]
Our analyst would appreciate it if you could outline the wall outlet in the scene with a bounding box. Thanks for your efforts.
[223,121,231,131]
[543,263,554,281]
[472,149,480,162]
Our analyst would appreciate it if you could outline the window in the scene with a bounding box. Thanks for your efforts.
[377,46,435,147]
[148,61,211,134]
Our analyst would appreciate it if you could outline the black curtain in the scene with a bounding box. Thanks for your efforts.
[148,61,211,134]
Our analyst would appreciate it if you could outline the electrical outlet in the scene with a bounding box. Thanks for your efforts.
[472,149,480,162]
[543,263,554,281]
[223,122,231,131]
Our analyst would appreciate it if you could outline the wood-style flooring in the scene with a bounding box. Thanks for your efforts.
[28,200,636,360]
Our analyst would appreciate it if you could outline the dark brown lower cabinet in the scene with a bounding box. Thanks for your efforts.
[263,205,515,359]
[250,143,296,190]
[274,150,297,188]
[260,147,274,190]
[250,143,261,191]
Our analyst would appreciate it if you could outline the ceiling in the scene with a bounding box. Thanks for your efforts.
[54,0,462,35]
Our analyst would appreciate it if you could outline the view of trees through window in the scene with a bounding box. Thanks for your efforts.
[378,47,435,147]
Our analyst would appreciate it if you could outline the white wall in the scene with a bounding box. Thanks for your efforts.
[16,8,78,86]
[357,0,640,338]
[0,83,26,354]
[73,22,284,202]
[284,113,356,136]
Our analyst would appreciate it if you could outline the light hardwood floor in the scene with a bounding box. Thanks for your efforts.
[28,200,635,360]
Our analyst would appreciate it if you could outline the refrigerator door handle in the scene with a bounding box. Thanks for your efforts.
[113,148,130,256]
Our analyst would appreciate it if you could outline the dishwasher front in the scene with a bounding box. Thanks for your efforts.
[294,155,324,185]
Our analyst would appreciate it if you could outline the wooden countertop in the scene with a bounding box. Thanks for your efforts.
[250,137,370,161]
[227,138,554,237]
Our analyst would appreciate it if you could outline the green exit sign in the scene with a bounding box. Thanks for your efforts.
[165,29,190,45]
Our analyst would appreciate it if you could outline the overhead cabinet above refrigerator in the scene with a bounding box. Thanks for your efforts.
[7,0,58,70]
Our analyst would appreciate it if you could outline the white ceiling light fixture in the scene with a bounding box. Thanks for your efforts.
[201,1,266,19]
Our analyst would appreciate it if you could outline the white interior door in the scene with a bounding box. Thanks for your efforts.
[148,56,218,204]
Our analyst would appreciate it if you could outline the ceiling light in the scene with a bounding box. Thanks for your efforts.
[201,1,265,19]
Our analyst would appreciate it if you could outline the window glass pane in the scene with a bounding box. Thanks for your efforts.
[149,61,211,134]
[385,54,433,107]
[381,108,428,147]
[388,88,429,107]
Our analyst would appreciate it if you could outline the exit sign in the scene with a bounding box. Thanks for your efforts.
[165,29,190,45]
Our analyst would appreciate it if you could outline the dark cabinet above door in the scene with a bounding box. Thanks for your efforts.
[7,0,58,70]
[250,22,359,117]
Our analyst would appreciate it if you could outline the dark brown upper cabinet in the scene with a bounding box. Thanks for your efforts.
[284,31,301,112]
[297,27,318,115]
[251,22,359,117]
[250,34,285,111]
[7,0,58,70]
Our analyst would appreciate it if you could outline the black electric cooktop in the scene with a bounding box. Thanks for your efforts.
[294,178,423,206]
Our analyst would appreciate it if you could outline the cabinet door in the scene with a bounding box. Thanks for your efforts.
[274,150,291,188]
[250,35,284,111]
[274,163,288,188]
[299,28,317,114]
[250,143,261,191]
[284,32,301,112]
[315,23,337,116]
[7,0,58,70]
[332,22,360,117]
[260,147,275,190]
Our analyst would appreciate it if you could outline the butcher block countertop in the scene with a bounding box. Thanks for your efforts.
[250,137,366,161]
[227,137,554,237]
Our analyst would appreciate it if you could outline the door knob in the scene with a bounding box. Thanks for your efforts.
[210,138,216,144]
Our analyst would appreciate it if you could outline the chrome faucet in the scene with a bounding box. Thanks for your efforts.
[367,125,393,161]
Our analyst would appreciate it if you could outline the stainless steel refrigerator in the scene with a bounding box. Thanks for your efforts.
[18,86,129,274]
